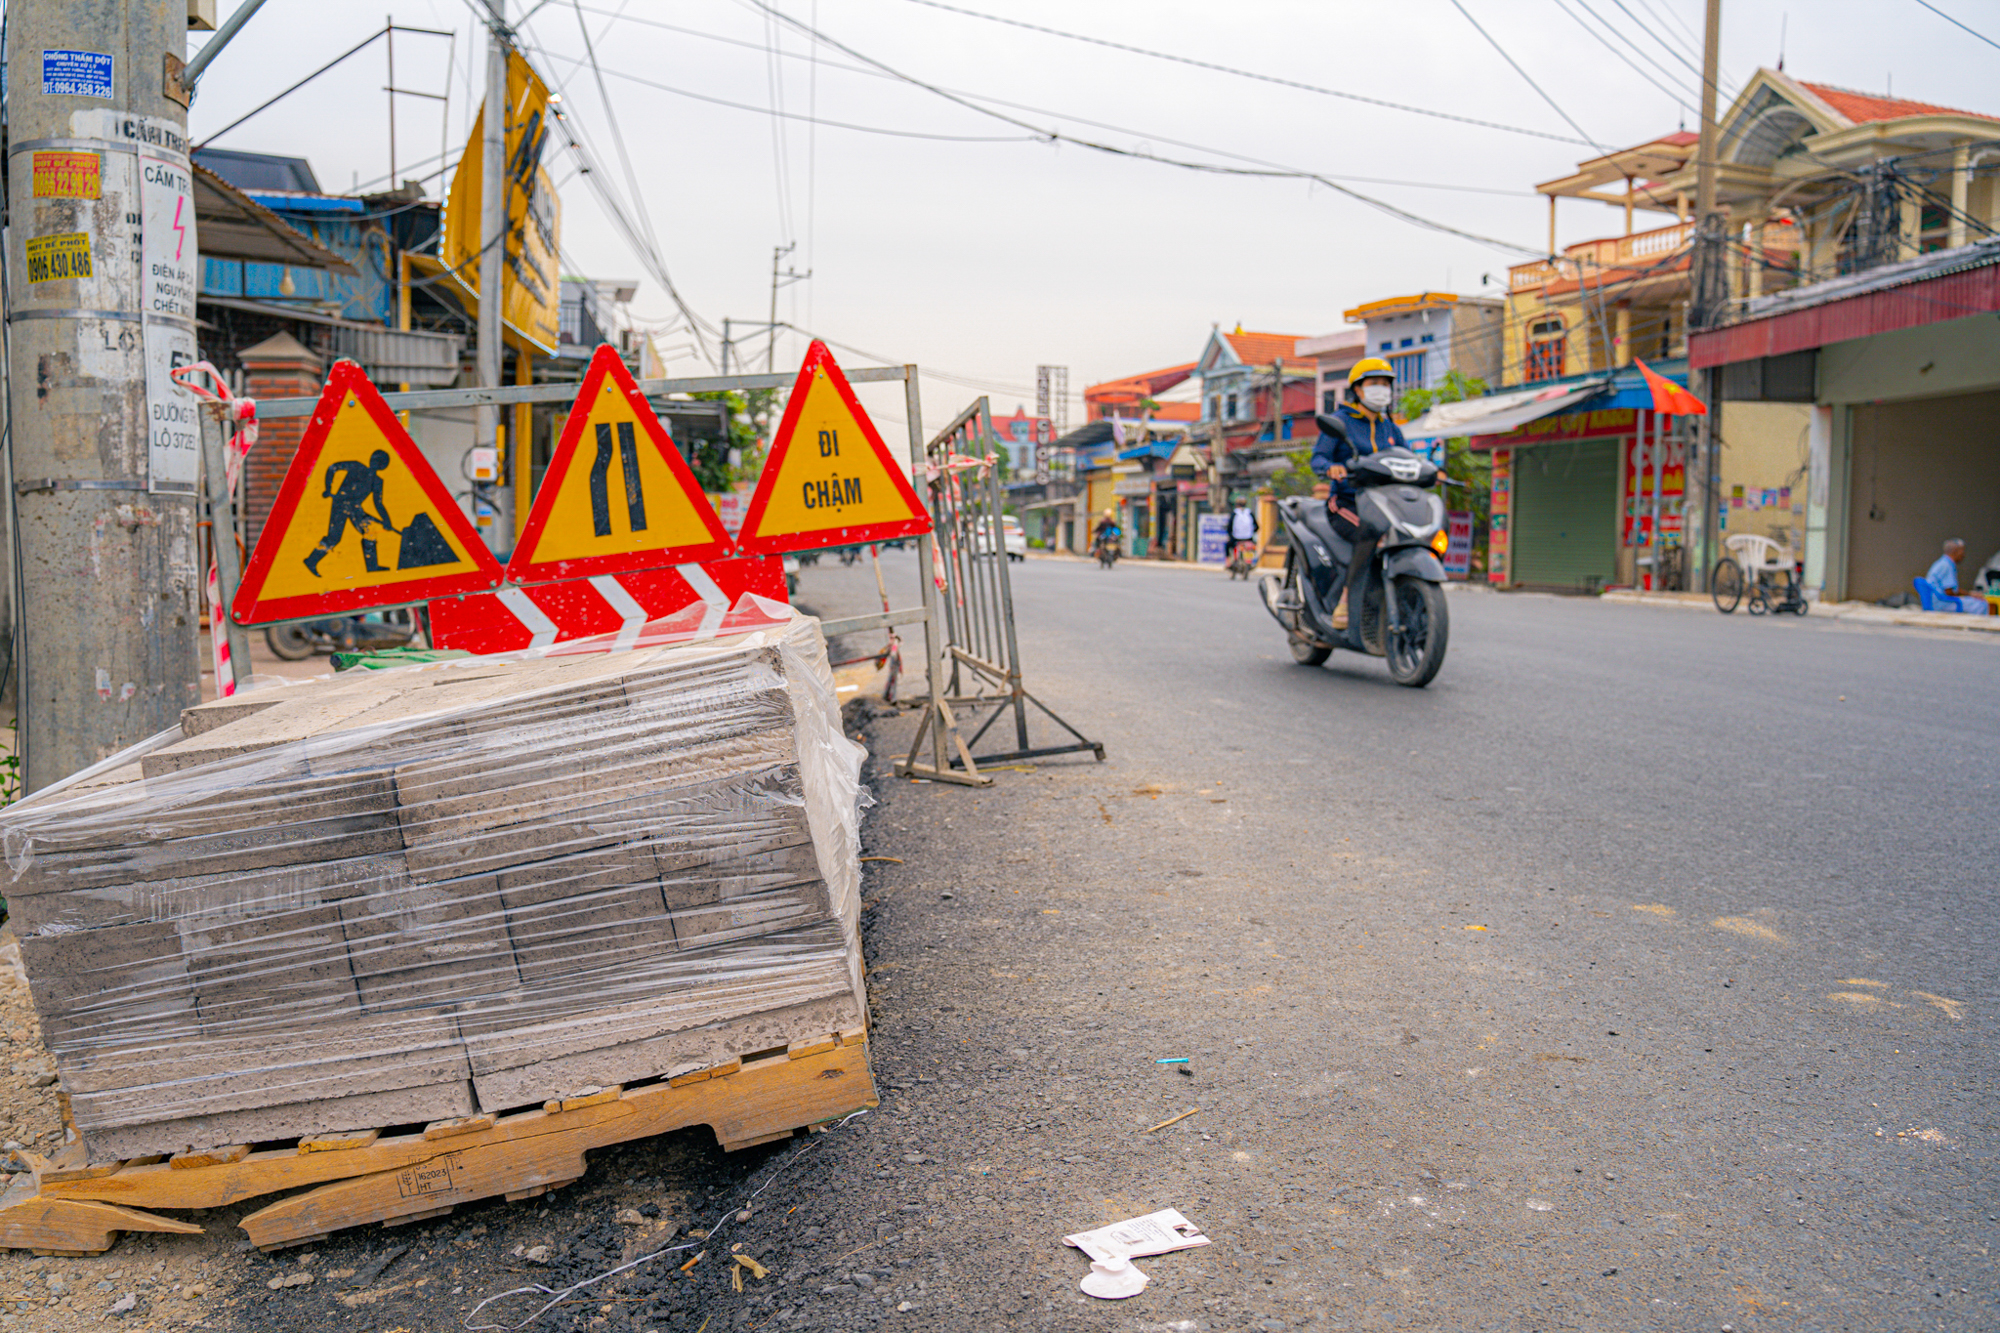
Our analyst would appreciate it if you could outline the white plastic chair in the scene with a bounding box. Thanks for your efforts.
[1724,533,1794,581]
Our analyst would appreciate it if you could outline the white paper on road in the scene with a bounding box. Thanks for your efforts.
[1063,1208,1210,1262]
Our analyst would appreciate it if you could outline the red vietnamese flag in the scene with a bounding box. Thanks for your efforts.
[1636,358,1707,416]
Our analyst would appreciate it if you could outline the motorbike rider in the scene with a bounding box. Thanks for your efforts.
[1091,507,1122,552]
[1227,498,1259,564]
[1308,359,1407,621]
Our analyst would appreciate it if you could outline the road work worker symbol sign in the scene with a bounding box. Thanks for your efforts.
[505,344,732,584]
[734,340,931,555]
[233,360,503,625]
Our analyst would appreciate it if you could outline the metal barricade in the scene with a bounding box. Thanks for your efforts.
[896,398,1103,779]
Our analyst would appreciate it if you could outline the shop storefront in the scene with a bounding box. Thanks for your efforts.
[1691,241,2000,604]
[1485,408,1647,592]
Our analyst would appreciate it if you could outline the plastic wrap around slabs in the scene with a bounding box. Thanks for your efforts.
[0,612,867,1149]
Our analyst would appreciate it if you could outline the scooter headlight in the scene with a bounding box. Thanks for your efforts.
[1430,529,1450,556]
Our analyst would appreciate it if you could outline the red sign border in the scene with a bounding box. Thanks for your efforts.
[505,344,733,585]
[232,359,505,625]
[733,339,932,555]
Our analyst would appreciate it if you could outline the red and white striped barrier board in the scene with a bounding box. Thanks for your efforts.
[426,555,787,655]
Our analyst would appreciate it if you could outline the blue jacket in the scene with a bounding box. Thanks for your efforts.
[1310,404,1407,500]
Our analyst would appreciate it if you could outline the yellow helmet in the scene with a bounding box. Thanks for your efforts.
[1347,357,1395,386]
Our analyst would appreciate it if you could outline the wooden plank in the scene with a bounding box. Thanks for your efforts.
[236,1042,872,1249]
[298,1129,381,1154]
[668,1058,742,1088]
[543,1086,621,1114]
[38,1153,124,1186]
[170,1145,249,1170]
[719,1129,793,1152]
[422,1114,496,1141]
[380,1205,454,1229]
[0,1189,203,1256]
[786,1036,837,1061]
[39,1101,625,1211]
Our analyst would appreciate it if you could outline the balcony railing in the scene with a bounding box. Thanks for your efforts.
[1510,219,1801,291]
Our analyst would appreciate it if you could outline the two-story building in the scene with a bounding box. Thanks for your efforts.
[1683,75,2000,603]
[1343,293,1503,401]
[1457,70,1997,594]
[1293,329,1367,414]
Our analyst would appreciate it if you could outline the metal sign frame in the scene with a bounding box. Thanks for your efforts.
[243,357,989,783]
[896,397,1103,776]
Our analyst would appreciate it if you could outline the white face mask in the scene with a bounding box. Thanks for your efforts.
[1359,383,1394,413]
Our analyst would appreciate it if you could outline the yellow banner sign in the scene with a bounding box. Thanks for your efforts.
[25,232,92,282]
[442,50,561,354]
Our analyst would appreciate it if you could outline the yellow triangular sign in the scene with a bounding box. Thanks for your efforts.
[735,340,931,554]
[233,361,503,625]
[506,345,731,583]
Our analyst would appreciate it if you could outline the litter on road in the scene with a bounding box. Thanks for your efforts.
[1064,1208,1211,1300]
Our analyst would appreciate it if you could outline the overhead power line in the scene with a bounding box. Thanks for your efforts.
[890,0,1591,146]
[1550,0,1699,110]
[1447,0,1610,155]
[1910,0,2000,52]
[536,53,1042,142]
[738,0,1546,256]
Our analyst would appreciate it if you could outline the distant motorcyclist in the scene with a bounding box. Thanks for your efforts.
[1311,359,1407,542]
[1228,500,1258,549]
[1091,507,1121,548]
[1091,507,1122,567]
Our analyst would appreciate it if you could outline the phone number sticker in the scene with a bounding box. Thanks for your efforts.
[41,50,114,99]
[25,232,93,283]
[32,151,101,199]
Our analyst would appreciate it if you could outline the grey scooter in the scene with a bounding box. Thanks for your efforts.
[1257,445,1451,688]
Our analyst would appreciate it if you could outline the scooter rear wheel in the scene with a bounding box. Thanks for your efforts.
[1289,634,1332,667]
[1384,577,1448,688]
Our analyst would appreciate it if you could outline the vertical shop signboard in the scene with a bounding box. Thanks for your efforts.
[1444,511,1473,579]
[1487,449,1511,586]
[1622,429,1686,546]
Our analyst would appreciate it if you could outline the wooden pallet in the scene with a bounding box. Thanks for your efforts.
[0,1031,873,1255]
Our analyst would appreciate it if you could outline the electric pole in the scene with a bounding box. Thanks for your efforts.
[765,243,809,371]
[5,0,202,789]
[476,1,508,540]
[1688,0,1725,591]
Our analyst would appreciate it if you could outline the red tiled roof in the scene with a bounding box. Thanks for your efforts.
[1084,361,1197,399]
[1221,331,1301,366]
[1800,81,1999,125]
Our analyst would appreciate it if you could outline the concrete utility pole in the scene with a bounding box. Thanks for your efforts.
[6,0,202,789]
[476,1,508,534]
[1688,0,1725,592]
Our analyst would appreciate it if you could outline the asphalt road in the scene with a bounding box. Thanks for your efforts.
[788,551,1998,1333]
[145,553,1992,1333]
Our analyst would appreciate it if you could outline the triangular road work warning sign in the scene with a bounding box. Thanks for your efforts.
[735,340,931,555]
[232,360,504,625]
[507,345,731,584]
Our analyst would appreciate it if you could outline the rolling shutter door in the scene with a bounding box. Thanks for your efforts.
[1510,438,1619,591]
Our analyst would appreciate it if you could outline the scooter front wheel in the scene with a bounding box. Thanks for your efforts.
[1384,577,1448,688]
[265,623,316,661]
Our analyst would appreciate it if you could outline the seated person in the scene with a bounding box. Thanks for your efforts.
[1925,538,1991,614]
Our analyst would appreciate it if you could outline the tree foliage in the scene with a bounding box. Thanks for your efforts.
[1401,370,1492,577]
[683,387,775,494]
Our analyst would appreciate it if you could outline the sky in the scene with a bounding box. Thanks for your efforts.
[185,0,2000,432]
